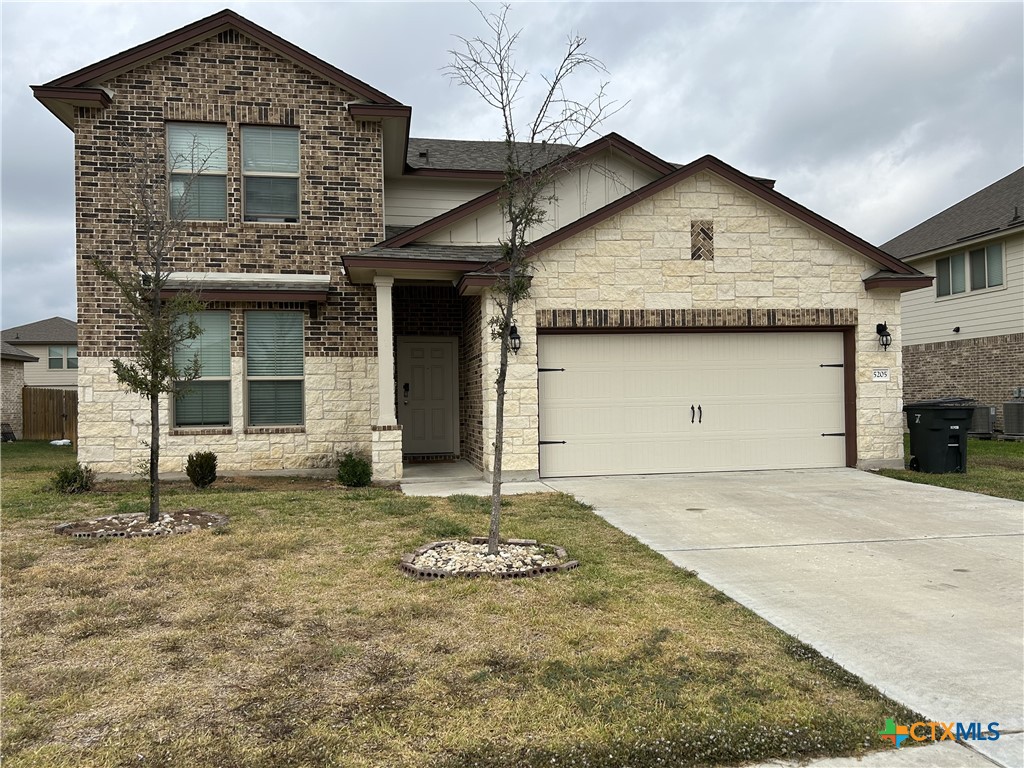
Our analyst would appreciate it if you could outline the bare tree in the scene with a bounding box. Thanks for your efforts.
[447,4,622,554]
[91,133,211,522]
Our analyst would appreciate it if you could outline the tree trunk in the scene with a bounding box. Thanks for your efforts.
[488,298,516,555]
[149,389,160,523]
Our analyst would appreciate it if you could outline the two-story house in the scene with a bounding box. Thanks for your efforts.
[1,316,79,391]
[33,9,929,481]
[882,168,1023,432]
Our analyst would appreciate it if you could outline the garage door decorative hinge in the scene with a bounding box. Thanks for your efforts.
[538,367,565,372]
[821,432,846,437]
[539,440,567,445]
[819,363,844,368]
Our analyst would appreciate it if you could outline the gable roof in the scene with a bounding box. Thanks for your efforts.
[2,317,78,345]
[379,132,676,247]
[370,148,927,288]
[33,9,403,128]
[1,341,38,363]
[881,167,1024,260]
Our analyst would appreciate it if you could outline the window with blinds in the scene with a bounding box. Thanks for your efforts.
[173,312,231,427]
[242,126,299,222]
[167,123,228,221]
[245,311,304,426]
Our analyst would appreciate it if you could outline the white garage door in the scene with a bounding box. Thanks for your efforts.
[538,332,846,477]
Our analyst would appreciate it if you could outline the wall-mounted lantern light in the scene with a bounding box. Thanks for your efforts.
[509,323,522,355]
[876,322,892,351]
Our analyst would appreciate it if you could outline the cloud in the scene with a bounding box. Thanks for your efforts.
[1,1,1021,328]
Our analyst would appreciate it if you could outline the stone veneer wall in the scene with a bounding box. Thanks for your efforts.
[479,170,905,479]
[72,30,385,471]
[903,333,1024,431]
[78,355,376,473]
[1,360,25,439]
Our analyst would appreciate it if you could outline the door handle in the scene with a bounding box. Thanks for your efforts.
[698,405,702,424]
[403,382,409,405]
[691,405,695,424]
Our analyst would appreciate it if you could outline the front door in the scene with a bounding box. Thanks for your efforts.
[396,337,458,455]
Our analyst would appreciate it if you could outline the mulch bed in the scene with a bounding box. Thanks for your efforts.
[54,509,228,539]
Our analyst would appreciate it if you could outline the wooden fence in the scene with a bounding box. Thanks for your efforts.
[22,388,78,444]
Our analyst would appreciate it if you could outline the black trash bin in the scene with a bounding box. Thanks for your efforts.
[903,398,975,473]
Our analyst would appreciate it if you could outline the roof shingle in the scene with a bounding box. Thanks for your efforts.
[1,316,78,344]
[882,168,1024,260]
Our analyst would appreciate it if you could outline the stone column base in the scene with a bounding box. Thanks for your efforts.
[372,425,403,482]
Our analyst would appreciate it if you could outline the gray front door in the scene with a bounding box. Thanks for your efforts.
[396,337,458,455]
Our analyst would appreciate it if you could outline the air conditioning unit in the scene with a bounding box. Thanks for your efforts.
[1004,402,1024,436]
[970,406,995,436]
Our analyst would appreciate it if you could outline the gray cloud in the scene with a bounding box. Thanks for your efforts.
[2,1,1021,328]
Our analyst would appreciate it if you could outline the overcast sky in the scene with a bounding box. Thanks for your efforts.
[2,1,1022,329]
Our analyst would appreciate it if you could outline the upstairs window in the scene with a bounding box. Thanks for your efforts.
[242,126,300,222]
[937,243,1004,297]
[969,243,1004,290]
[245,312,304,426]
[173,312,231,428]
[48,345,77,370]
[167,123,228,221]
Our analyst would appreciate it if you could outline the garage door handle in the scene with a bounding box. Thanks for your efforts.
[691,405,695,424]
[698,405,702,424]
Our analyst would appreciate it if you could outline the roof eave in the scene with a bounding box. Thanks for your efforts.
[30,86,112,130]
[862,273,934,291]
[896,222,1024,264]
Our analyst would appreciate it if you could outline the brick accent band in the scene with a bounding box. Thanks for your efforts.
[537,307,859,330]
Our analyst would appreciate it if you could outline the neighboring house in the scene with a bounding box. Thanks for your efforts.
[32,9,929,480]
[1,342,39,439]
[0,317,78,391]
[882,168,1024,431]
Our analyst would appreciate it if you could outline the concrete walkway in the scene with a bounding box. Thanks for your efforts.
[546,469,1024,768]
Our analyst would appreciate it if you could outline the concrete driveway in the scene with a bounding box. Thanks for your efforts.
[546,468,1024,768]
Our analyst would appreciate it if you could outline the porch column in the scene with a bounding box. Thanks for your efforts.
[374,275,396,426]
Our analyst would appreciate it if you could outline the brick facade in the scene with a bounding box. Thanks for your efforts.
[73,31,386,473]
[393,285,485,466]
[460,296,484,469]
[903,333,1024,431]
[1,360,25,439]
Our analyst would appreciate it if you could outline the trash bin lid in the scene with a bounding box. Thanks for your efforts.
[904,397,976,410]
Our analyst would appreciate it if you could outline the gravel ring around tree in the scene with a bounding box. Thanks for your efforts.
[54,509,228,539]
[401,538,579,579]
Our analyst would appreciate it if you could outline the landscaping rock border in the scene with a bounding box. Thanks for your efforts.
[401,537,580,580]
[54,510,228,539]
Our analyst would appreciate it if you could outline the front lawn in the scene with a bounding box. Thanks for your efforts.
[878,436,1024,501]
[1,442,917,767]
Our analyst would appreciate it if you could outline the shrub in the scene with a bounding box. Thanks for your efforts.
[337,451,372,487]
[185,451,218,489]
[51,463,95,494]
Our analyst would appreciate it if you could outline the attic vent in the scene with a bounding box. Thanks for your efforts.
[217,30,240,45]
[691,219,714,261]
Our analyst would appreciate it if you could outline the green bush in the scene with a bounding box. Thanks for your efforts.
[185,451,218,489]
[337,451,372,487]
[51,463,95,494]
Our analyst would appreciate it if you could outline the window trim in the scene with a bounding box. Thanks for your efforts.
[935,242,1006,300]
[166,121,228,222]
[240,125,301,223]
[171,311,232,430]
[48,345,77,370]
[244,311,305,428]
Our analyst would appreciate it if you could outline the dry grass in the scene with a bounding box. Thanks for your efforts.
[1,441,918,767]
[878,436,1024,501]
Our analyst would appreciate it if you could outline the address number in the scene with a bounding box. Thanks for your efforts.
[872,368,890,382]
